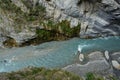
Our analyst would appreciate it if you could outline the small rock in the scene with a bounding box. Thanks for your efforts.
[104,50,110,60]
[112,60,120,70]
[79,54,84,62]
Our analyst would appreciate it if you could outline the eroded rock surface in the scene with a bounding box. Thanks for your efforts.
[0,0,120,47]
[39,0,120,38]
[63,51,120,79]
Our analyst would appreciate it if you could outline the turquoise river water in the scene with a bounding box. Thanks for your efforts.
[0,36,120,72]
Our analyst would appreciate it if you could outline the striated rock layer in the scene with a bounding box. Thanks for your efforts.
[0,0,120,46]
[38,0,120,37]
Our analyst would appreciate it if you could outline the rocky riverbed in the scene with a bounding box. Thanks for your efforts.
[63,51,120,79]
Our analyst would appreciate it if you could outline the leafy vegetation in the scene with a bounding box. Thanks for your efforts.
[0,0,21,13]
[0,0,80,41]
[0,0,46,33]
[21,0,46,21]
[20,20,81,47]
[58,20,81,37]
[0,67,82,80]
[85,72,117,80]
[36,29,56,40]
[3,37,18,48]
[0,0,81,47]
[0,0,46,22]
[86,72,96,80]
[38,20,81,38]
[0,67,118,80]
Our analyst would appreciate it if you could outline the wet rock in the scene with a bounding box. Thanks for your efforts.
[112,60,120,70]
[88,51,104,61]
[104,50,110,60]
[79,53,84,62]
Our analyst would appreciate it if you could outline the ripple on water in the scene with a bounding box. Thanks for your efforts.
[0,37,120,72]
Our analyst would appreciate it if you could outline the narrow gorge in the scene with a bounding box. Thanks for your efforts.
[0,0,120,80]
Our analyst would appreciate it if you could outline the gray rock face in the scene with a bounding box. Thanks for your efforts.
[39,0,120,37]
[0,0,36,45]
[0,0,120,44]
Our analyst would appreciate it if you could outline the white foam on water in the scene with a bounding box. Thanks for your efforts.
[78,44,93,53]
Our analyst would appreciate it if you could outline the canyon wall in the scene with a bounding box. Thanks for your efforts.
[0,0,120,46]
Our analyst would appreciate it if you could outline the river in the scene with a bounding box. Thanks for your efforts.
[0,36,120,72]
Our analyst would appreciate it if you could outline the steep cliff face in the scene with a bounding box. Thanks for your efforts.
[39,0,120,37]
[0,0,120,46]
[0,0,36,46]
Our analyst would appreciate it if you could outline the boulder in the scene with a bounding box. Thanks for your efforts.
[112,60,120,70]
[79,53,84,62]
[104,50,110,60]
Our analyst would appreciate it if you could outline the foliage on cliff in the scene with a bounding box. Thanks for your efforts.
[20,21,80,47]
[0,0,46,22]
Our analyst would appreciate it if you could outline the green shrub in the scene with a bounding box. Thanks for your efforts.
[86,72,96,80]
[5,67,82,80]
[0,0,46,23]
[21,0,46,21]
[0,0,22,13]
[39,20,81,38]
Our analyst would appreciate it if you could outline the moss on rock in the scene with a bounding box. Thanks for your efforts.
[3,37,18,48]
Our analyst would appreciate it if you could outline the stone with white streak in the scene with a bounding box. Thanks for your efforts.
[104,50,110,60]
[112,60,120,70]
[79,54,84,62]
